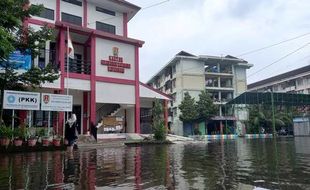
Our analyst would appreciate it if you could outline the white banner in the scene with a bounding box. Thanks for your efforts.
[3,90,40,110]
[41,93,73,112]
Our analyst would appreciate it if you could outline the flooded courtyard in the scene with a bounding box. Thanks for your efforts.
[0,137,310,189]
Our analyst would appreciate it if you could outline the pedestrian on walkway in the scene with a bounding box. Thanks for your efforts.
[65,113,78,152]
[90,121,98,142]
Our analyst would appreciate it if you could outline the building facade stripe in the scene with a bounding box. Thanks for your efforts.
[135,46,140,133]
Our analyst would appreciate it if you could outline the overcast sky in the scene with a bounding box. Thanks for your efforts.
[127,0,310,84]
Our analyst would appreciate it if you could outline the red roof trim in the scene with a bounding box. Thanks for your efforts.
[28,19,144,47]
[139,82,172,100]
[56,21,144,47]
[109,0,141,10]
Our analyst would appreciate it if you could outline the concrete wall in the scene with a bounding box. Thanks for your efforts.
[64,78,90,91]
[96,82,135,104]
[234,66,247,96]
[87,2,123,35]
[95,38,135,80]
[170,58,205,136]
[30,0,124,35]
[60,0,84,25]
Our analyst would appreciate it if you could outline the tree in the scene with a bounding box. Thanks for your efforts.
[247,105,294,134]
[0,0,59,122]
[152,99,166,141]
[196,91,217,121]
[178,92,198,123]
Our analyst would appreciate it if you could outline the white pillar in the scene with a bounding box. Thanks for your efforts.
[126,107,135,133]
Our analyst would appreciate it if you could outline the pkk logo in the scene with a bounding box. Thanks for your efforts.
[43,95,50,104]
[112,47,119,57]
[7,95,15,103]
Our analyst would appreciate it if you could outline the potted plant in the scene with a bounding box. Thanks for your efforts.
[53,135,62,147]
[27,128,37,147]
[39,128,50,146]
[13,127,27,146]
[0,126,12,146]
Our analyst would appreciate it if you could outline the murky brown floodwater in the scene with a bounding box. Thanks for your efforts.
[0,137,310,190]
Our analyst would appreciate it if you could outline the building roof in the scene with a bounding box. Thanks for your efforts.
[248,64,310,90]
[88,0,141,20]
[147,51,251,84]
[112,0,141,10]
[227,91,310,106]
[176,51,196,57]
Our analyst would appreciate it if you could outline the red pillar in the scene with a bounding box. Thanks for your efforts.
[56,0,60,22]
[164,100,168,132]
[123,13,128,37]
[134,46,140,133]
[83,92,88,134]
[87,154,96,190]
[83,0,88,28]
[90,35,96,124]
[134,147,142,190]
[18,111,27,125]
[58,28,65,135]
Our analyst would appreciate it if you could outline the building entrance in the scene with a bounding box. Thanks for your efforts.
[73,105,82,134]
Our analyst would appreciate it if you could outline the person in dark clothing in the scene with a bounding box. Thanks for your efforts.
[65,113,78,151]
[90,122,97,142]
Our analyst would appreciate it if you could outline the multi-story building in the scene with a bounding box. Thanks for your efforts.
[248,65,310,94]
[14,0,170,136]
[147,51,252,136]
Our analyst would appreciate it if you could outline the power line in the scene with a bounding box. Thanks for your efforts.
[142,0,170,10]
[247,42,310,78]
[238,32,310,57]
[87,0,170,25]
[155,42,309,82]
[149,40,310,82]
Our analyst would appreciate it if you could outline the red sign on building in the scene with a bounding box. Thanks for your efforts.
[101,47,131,73]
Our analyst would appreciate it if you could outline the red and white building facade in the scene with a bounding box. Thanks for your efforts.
[26,0,170,135]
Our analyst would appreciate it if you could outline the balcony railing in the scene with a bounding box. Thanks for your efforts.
[36,49,91,75]
[65,58,91,75]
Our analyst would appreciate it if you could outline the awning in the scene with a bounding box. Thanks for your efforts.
[139,82,171,100]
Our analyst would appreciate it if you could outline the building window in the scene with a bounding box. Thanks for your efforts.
[62,12,82,26]
[62,0,82,6]
[96,7,115,16]
[172,108,177,117]
[172,93,176,102]
[96,21,115,34]
[172,79,176,88]
[32,6,54,20]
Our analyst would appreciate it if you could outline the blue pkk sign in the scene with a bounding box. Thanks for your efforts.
[8,51,32,70]
[3,90,40,110]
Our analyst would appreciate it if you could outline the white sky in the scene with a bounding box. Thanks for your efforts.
[128,0,310,84]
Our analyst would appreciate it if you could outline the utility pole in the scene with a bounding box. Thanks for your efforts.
[271,91,276,137]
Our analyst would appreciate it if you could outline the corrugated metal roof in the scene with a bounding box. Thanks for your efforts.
[227,92,310,106]
[248,65,310,89]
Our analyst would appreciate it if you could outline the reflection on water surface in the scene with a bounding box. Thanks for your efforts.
[0,137,310,189]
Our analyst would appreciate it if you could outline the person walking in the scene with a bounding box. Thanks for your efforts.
[65,113,78,152]
[90,121,98,142]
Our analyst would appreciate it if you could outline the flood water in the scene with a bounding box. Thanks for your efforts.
[0,137,310,190]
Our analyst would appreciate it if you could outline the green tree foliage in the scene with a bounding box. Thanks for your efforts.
[196,91,217,121]
[152,99,166,141]
[0,0,59,122]
[247,105,294,134]
[178,92,198,123]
